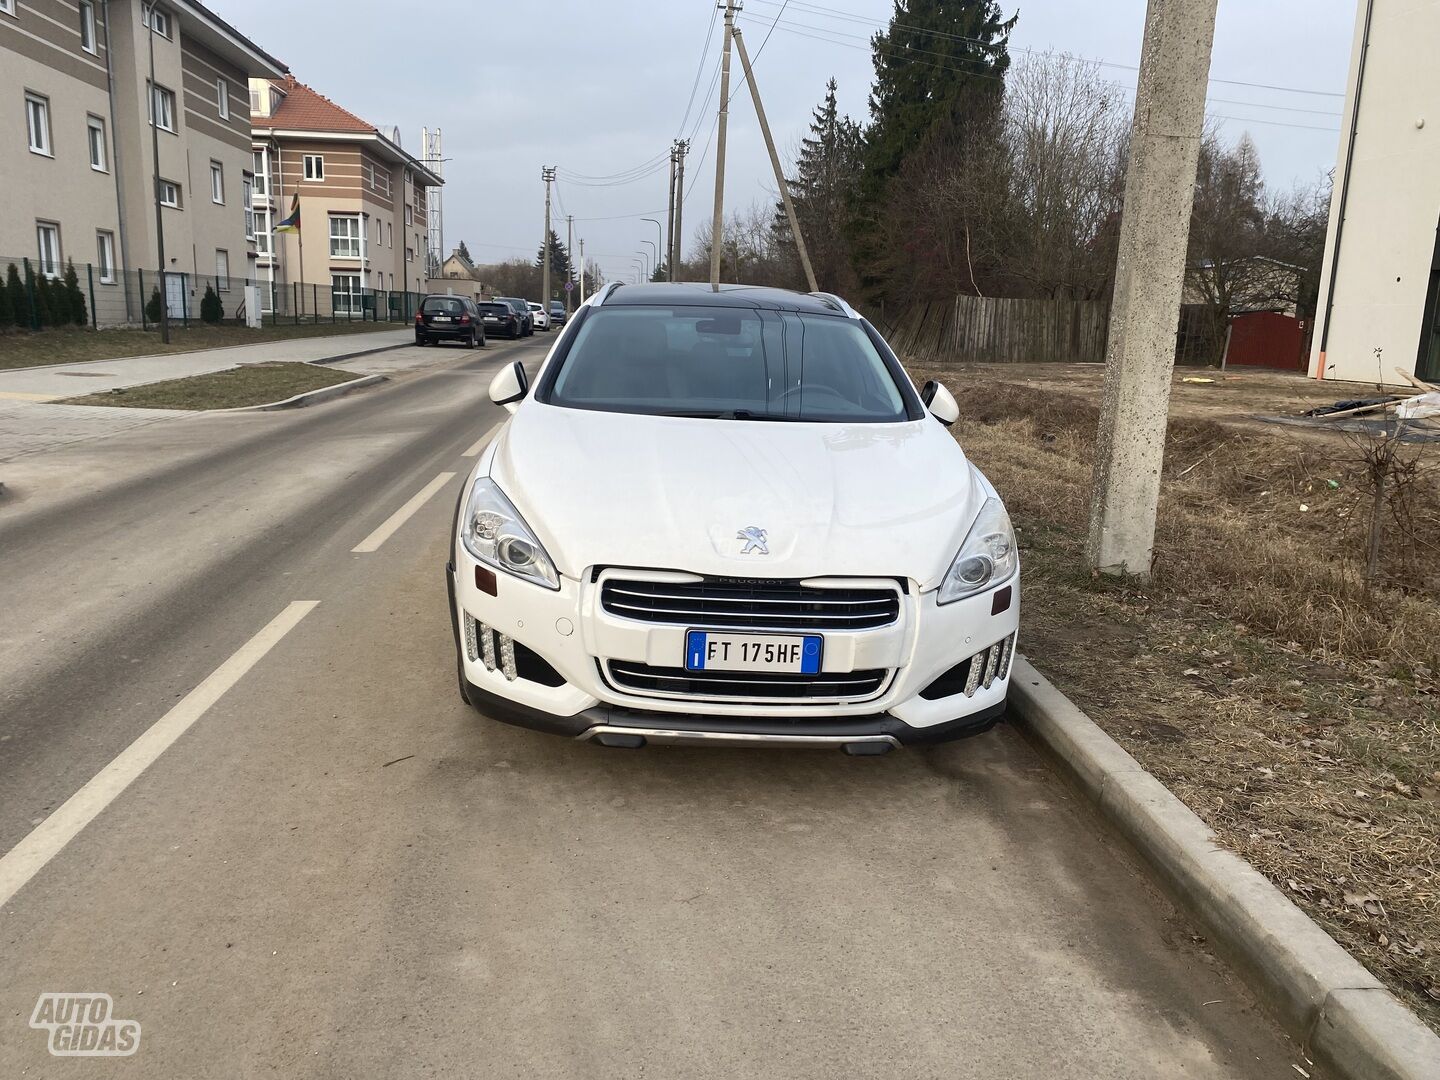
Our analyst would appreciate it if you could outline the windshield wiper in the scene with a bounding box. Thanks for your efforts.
[653,408,804,421]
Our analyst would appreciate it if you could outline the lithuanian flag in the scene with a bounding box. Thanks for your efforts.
[275,194,300,232]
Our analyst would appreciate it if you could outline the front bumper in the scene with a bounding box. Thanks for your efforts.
[448,553,1019,750]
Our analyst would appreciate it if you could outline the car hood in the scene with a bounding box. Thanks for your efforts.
[486,402,986,588]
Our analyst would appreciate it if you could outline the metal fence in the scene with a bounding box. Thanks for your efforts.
[0,255,426,333]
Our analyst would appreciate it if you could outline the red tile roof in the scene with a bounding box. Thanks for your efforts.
[265,75,375,134]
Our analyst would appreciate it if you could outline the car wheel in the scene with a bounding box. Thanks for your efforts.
[415,334,426,346]
[465,330,477,350]
[479,333,487,348]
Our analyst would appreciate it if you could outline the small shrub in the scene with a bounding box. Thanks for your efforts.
[0,266,13,328]
[63,260,87,326]
[200,283,222,324]
[145,287,163,326]
[5,263,24,328]
[34,273,58,327]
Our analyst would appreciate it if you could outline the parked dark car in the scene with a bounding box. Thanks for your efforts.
[479,301,522,339]
[493,296,533,337]
[416,295,486,348]
[548,300,566,327]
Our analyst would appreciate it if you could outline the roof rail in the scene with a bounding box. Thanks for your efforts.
[591,281,624,307]
[808,291,859,319]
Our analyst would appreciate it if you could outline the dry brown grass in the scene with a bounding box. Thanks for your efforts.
[917,367,1440,1029]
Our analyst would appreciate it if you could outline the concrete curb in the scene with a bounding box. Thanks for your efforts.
[1007,655,1440,1080]
[306,341,410,366]
[215,373,387,413]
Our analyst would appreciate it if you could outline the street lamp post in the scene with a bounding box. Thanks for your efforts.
[641,218,664,278]
[631,257,647,283]
[146,12,169,343]
[640,240,657,282]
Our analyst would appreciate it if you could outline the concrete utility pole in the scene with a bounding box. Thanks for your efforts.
[731,24,817,293]
[665,146,678,280]
[1085,0,1219,579]
[709,0,736,289]
[578,238,586,305]
[673,139,688,277]
[541,166,556,306]
[565,213,574,315]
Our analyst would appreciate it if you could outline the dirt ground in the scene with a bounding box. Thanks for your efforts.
[909,360,1440,1031]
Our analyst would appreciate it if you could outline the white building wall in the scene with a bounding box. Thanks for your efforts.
[1310,0,1440,384]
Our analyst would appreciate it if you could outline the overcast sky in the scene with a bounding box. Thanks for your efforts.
[226,0,1357,286]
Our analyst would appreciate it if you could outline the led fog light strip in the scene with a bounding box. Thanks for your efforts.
[480,624,497,672]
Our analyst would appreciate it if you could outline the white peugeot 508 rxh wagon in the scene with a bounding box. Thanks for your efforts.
[447,282,1018,753]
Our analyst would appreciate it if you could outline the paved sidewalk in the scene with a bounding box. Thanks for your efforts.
[0,329,410,401]
[0,402,193,463]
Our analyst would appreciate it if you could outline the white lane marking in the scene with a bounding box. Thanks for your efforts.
[462,422,502,458]
[0,600,319,909]
[352,471,456,553]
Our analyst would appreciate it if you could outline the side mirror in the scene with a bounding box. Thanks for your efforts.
[920,380,959,426]
[489,360,529,412]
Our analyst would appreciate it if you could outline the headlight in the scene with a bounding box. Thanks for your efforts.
[460,478,560,590]
[938,496,1016,604]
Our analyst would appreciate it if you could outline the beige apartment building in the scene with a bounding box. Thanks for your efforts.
[2,0,283,323]
[249,75,441,318]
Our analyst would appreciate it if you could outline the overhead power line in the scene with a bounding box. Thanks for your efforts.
[744,0,1345,100]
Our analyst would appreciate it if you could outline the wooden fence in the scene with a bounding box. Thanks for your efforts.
[882,295,1112,366]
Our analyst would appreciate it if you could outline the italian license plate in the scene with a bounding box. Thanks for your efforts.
[684,630,822,674]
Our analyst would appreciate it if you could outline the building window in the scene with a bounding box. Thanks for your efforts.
[25,93,51,156]
[404,204,412,226]
[148,82,176,132]
[96,230,115,283]
[215,250,229,291]
[303,154,324,182]
[249,87,260,115]
[158,179,180,208]
[332,273,360,314]
[252,150,267,196]
[406,246,413,264]
[216,77,229,120]
[79,1,97,53]
[329,215,360,258]
[87,115,107,171]
[0,0,15,15]
[243,177,254,239]
[386,222,392,248]
[142,4,171,39]
[36,222,61,278]
[254,211,271,254]
[210,161,224,204]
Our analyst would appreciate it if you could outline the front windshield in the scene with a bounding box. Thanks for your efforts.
[545,306,910,423]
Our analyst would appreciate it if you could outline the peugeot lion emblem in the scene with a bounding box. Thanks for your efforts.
[736,526,769,555]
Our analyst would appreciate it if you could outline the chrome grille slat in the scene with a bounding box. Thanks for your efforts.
[601,576,901,631]
[610,668,881,688]
[604,587,894,609]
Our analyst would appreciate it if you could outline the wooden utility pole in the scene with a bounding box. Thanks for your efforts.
[731,24,817,293]
[565,214,574,315]
[709,0,736,289]
[1086,0,1219,579]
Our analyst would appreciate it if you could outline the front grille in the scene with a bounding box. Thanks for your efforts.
[606,661,888,703]
[600,576,900,631]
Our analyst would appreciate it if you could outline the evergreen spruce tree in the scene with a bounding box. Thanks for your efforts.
[534,230,575,285]
[456,239,472,262]
[35,273,57,327]
[201,283,223,323]
[145,287,163,326]
[853,0,1016,294]
[773,78,865,292]
[0,265,14,328]
[64,260,87,326]
[10,263,30,328]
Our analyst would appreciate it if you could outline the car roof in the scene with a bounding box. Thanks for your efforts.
[597,281,854,317]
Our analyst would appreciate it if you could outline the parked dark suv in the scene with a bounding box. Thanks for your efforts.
[479,301,523,339]
[493,297,533,337]
[416,295,486,348]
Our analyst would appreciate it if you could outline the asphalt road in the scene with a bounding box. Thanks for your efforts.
[0,334,1320,1078]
